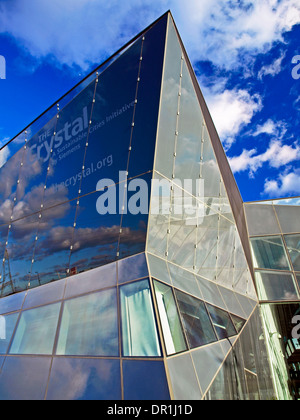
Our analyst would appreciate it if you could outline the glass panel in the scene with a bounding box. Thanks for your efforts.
[0,356,52,400]
[117,253,148,284]
[284,234,300,271]
[122,360,170,400]
[12,117,57,221]
[231,313,246,333]
[79,42,141,196]
[69,190,121,274]
[174,289,217,348]
[44,81,96,207]
[23,279,65,309]
[120,279,161,357]
[255,271,299,301]
[0,225,9,288]
[64,261,117,299]
[153,280,187,355]
[168,263,201,298]
[117,172,151,259]
[9,302,61,355]
[167,183,197,269]
[147,253,171,285]
[173,58,203,189]
[206,304,237,340]
[195,206,219,281]
[147,173,171,258]
[167,352,202,400]
[0,291,25,315]
[244,204,280,236]
[250,236,291,270]
[216,216,235,284]
[154,17,182,180]
[274,205,300,234]
[191,342,224,395]
[0,147,24,225]
[4,213,40,295]
[30,199,77,288]
[46,358,121,400]
[56,288,118,356]
[126,14,167,179]
[0,312,19,354]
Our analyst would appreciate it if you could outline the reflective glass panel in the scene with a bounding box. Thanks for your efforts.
[117,172,151,259]
[0,225,8,288]
[12,117,57,221]
[118,253,148,284]
[167,184,197,269]
[79,42,141,196]
[154,17,182,180]
[206,304,237,340]
[0,291,25,315]
[23,279,65,309]
[274,205,300,234]
[9,302,61,355]
[120,279,161,357]
[195,206,219,281]
[46,358,121,400]
[5,213,40,295]
[147,253,171,285]
[69,190,121,274]
[126,14,167,179]
[255,271,299,302]
[44,82,96,207]
[56,288,118,356]
[122,360,170,400]
[173,58,203,190]
[244,204,280,236]
[30,199,77,288]
[64,261,117,299]
[284,234,300,272]
[250,236,291,270]
[174,289,217,348]
[0,312,19,354]
[0,356,52,400]
[0,147,24,225]
[153,280,187,355]
[147,173,171,258]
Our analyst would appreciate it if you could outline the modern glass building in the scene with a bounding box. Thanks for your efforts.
[0,11,299,400]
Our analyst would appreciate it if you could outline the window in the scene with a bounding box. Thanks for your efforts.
[175,289,217,348]
[9,303,61,355]
[284,234,300,272]
[154,280,187,355]
[120,279,161,357]
[56,288,118,356]
[206,304,237,339]
[250,236,290,270]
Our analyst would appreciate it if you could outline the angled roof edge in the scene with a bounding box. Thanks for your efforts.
[1,10,171,153]
[168,12,255,279]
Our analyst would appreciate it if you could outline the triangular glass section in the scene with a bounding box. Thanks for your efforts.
[147,14,257,301]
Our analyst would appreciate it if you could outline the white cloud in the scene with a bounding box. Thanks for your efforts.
[173,0,300,70]
[229,140,300,176]
[258,51,286,79]
[252,118,288,138]
[0,0,299,72]
[264,169,300,196]
[205,89,262,150]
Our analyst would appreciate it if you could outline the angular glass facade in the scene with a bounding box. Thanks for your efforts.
[245,198,300,400]
[0,11,297,400]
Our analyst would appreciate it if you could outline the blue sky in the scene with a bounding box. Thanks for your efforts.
[0,0,299,202]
